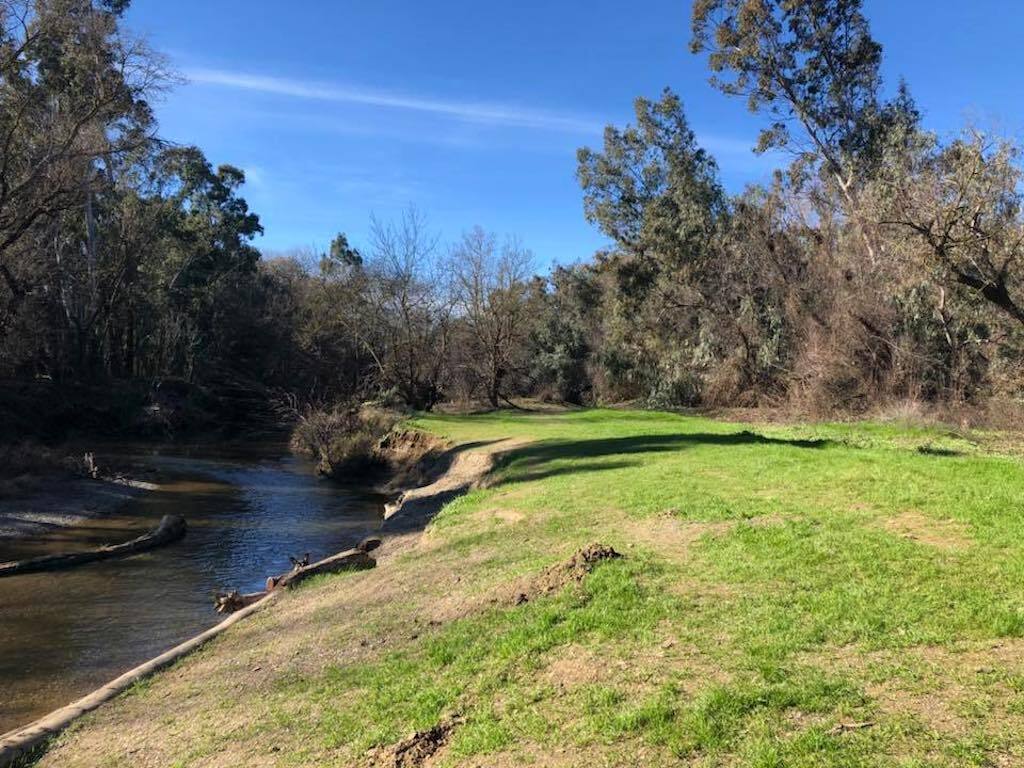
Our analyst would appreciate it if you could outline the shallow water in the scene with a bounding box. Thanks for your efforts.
[0,444,383,734]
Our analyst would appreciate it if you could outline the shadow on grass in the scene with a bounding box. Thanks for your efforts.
[382,429,827,536]
[493,430,829,486]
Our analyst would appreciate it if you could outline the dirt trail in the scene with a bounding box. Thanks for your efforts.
[380,435,525,556]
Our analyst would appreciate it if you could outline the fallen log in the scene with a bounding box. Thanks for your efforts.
[358,535,382,553]
[215,536,381,613]
[0,515,186,578]
[0,589,277,767]
[266,546,375,591]
[213,589,266,614]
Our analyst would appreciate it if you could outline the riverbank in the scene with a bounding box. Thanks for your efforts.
[0,445,384,743]
[24,409,1024,767]
[0,442,169,543]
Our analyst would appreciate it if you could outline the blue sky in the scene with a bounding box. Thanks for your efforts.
[125,1,1024,268]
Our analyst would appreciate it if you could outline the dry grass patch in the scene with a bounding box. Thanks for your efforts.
[883,510,973,550]
[798,639,1024,740]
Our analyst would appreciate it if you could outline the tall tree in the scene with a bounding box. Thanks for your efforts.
[0,0,164,323]
[577,89,725,280]
[350,208,452,410]
[450,227,534,407]
[690,0,918,262]
[576,90,730,406]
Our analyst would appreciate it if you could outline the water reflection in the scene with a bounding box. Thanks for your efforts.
[0,445,382,733]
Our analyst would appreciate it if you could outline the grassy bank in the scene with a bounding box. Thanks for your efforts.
[30,409,1024,767]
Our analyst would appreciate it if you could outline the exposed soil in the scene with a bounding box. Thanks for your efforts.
[380,436,525,555]
[511,543,621,606]
[371,716,462,768]
[883,511,972,550]
[376,428,455,495]
[542,644,605,689]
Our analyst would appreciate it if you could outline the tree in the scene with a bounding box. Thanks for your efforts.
[576,90,731,406]
[0,0,165,325]
[450,227,534,407]
[529,265,601,405]
[321,232,362,274]
[690,0,919,262]
[349,208,452,410]
[577,89,725,281]
[880,131,1024,329]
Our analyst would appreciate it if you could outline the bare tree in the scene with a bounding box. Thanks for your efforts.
[450,227,534,407]
[343,208,452,409]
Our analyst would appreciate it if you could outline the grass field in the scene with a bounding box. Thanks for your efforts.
[34,409,1024,767]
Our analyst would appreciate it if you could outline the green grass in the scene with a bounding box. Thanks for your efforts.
[37,408,1024,767]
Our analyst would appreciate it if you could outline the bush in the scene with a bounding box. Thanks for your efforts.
[290,405,399,479]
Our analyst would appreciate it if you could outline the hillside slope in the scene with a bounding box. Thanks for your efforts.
[32,409,1024,767]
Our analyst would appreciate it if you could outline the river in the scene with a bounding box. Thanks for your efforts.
[0,444,383,735]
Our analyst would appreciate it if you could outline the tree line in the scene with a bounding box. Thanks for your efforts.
[2,0,1023,428]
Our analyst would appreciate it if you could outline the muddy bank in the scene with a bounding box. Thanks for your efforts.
[375,428,497,543]
[0,477,148,539]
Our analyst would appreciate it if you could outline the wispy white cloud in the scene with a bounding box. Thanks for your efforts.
[185,67,604,135]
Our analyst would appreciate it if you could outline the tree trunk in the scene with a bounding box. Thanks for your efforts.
[0,515,186,577]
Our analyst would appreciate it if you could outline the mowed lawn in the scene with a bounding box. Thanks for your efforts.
[36,409,1024,767]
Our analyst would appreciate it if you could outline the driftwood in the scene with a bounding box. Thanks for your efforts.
[0,515,186,578]
[266,546,374,590]
[358,536,382,553]
[214,536,381,613]
[213,590,266,614]
[3,531,382,763]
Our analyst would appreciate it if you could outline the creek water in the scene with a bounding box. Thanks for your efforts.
[0,444,383,734]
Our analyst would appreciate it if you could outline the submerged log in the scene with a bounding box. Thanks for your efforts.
[0,515,186,578]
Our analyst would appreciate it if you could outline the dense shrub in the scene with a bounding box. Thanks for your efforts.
[289,405,399,478]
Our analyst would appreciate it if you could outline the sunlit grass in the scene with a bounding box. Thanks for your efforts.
[39,408,1024,767]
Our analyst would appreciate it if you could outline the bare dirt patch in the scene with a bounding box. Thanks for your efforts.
[542,645,605,690]
[619,515,734,560]
[511,543,621,606]
[489,507,525,524]
[801,640,1024,737]
[883,511,972,550]
[370,715,462,768]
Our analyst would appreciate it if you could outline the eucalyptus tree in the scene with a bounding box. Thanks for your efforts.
[0,0,165,328]
[577,89,725,286]
[877,131,1024,330]
[690,0,919,264]
[576,89,731,405]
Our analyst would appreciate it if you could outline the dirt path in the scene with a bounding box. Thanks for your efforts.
[380,437,524,556]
